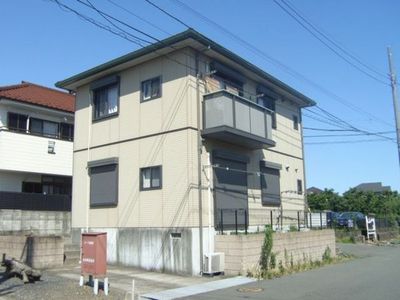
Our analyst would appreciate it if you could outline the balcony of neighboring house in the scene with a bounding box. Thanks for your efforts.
[0,191,71,211]
[0,119,73,176]
[202,89,275,149]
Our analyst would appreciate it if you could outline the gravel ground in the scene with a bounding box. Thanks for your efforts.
[0,268,127,300]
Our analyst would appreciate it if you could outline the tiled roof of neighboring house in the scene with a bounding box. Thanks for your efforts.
[354,182,391,192]
[0,81,75,113]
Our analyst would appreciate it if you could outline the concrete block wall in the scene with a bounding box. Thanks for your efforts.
[0,209,71,236]
[215,229,336,276]
[0,235,64,269]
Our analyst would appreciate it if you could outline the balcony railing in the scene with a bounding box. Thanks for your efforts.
[0,191,71,211]
[202,90,275,149]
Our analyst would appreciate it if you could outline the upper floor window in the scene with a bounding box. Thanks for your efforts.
[210,61,245,97]
[293,115,299,130]
[141,77,161,102]
[297,179,303,195]
[30,118,59,138]
[93,83,119,120]
[60,123,74,141]
[140,165,162,190]
[7,112,73,141]
[8,112,27,132]
[257,96,277,129]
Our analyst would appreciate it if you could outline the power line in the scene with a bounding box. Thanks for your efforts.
[312,105,396,142]
[51,0,394,146]
[273,0,389,86]
[94,0,393,131]
[305,138,392,145]
[304,127,360,132]
[49,0,148,46]
[144,0,190,29]
[84,0,151,45]
[167,0,394,128]
[277,0,389,81]
[106,0,171,36]
[76,0,158,43]
[304,131,395,138]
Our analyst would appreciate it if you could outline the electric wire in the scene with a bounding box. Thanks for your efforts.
[305,138,392,145]
[275,0,389,82]
[50,0,395,146]
[106,0,171,36]
[168,0,394,128]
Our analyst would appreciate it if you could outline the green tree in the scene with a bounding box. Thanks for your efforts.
[308,189,341,211]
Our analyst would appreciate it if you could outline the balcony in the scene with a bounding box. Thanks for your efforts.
[202,90,275,149]
[0,191,71,211]
[0,129,72,176]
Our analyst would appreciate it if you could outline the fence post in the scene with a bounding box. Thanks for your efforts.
[235,210,238,235]
[320,212,323,230]
[270,210,273,228]
[220,210,224,234]
[245,210,248,235]
[310,212,312,229]
[304,212,307,228]
[297,211,300,231]
[280,209,283,230]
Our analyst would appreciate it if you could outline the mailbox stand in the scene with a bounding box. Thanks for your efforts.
[80,232,108,295]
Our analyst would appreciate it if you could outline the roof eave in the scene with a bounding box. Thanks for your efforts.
[56,29,316,107]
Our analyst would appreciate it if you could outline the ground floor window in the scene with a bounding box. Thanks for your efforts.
[140,166,162,190]
[260,165,281,206]
[89,162,118,207]
[213,150,249,230]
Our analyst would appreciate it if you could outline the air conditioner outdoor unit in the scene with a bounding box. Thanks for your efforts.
[203,252,225,275]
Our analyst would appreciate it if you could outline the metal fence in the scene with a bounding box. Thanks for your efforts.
[217,208,399,235]
[0,191,71,211]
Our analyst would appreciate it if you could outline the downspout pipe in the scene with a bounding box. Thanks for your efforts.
[195,51,204,274]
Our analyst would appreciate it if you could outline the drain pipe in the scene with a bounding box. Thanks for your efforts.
[207,153,213,273]
[85,93,92,233]
[195,51,204,274]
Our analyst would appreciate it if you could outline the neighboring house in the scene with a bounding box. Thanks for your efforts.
[0,82,75,211]
[56,29,315,275]
[354,182,391,193]
[307,186,323,195]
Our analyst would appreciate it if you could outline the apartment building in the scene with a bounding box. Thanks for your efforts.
[0,82,74,210]
[57,29,315,275]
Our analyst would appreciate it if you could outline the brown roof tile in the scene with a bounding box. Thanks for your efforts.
[0,81,75,113]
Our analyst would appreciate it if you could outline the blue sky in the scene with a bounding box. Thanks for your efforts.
[1,0,399,193]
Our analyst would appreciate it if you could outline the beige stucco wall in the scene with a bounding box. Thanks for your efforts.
[72,47,308,230]
[73,49,202,229]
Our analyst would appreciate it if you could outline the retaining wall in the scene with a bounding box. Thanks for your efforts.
[215,229,336,275]
[0,235,64,269]
[0,209,71,236]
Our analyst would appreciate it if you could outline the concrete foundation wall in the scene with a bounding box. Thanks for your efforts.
[0,235,64,269]
[0,209,71,236]
[215,229,336,276]
[72,226,210,275]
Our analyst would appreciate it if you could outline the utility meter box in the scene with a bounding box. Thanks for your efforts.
[81,232,107,276]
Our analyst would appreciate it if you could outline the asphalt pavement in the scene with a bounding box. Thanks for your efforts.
[179,243,400,300]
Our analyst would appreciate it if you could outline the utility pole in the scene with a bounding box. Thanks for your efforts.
[387,47,400,167]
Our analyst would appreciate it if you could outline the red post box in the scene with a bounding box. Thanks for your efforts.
[81,232,107,276]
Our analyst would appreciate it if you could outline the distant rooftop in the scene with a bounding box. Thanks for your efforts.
[0,81,75,113]
[354,182,391,192]
[306,186,323,195]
